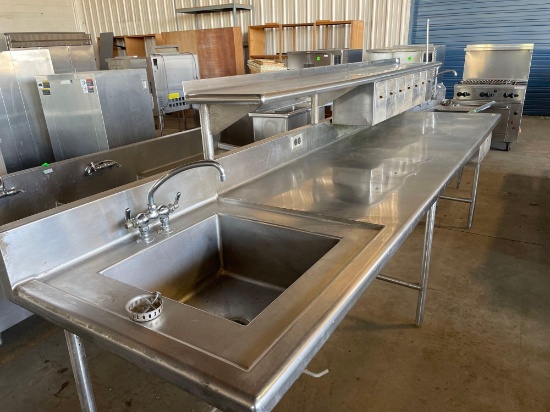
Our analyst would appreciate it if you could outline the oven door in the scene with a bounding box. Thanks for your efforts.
[435,99,511,146]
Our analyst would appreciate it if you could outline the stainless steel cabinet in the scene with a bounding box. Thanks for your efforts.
[36,69,155,161]
[146,53,199,116]
[0,49,55,173]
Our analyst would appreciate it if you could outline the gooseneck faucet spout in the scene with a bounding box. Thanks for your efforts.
[436,69,458,78]
[125,160,226,243]
[147,160,226,210]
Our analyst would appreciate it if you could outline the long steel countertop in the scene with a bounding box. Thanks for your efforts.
[13,112,499,411]
[183,61,440,105]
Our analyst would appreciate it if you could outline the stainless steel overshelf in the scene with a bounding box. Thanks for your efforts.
[183,60,440,106]
[0,113,499,411]
[184,59,441,159]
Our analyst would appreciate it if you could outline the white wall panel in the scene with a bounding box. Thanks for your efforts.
[75,0,410,50]
[0,0,77,32]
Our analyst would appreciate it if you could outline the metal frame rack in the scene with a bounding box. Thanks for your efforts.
[175,1,254,30]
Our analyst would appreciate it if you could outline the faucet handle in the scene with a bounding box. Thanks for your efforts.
[169,192,181,213]
[124,208,134,229]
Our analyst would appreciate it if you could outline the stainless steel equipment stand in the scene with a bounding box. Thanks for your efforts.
[377,199,438,327]
[65,331,97,412]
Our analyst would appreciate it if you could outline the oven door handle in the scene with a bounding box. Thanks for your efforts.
[469,100,496,113]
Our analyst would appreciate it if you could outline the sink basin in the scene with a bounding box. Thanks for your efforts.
[102,214,339,325]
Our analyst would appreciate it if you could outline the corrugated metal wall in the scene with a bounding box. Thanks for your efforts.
[74,0,411,51]
[410,0,550,115]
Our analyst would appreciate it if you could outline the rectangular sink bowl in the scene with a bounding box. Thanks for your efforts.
[102,214,339,325]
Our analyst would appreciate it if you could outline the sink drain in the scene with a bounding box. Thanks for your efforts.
[229,317,250,326]
[126,292,163,322]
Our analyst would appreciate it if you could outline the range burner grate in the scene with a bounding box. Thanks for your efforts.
[459,79,526,86]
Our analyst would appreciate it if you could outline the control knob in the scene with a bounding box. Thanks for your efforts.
[456,92,471,97]
[479,92,494,98]
[503,93,519,98]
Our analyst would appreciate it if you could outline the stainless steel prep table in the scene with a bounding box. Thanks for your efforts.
[2,112,499,412]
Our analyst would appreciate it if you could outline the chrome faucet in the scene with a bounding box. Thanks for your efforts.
[432,69,458,100]
[436,69,458,78]
[124,160,226,243]
[0,177,24,199]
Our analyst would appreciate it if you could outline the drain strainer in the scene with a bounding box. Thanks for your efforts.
[126,292,163,322]
[229,317,250,326]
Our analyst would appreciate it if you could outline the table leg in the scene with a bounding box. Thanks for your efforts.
[65,330,97,412]
[415,200,437,327]
[455,166,464,189]
[467,154,482,229]
[199,104,215,160]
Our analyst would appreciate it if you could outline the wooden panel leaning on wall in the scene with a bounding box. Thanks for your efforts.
[156,27,245,79]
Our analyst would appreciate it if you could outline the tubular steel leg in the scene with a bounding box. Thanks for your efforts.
[311,94,320,125]
[455,166,464,189]
[467,157,482,229]
[415,200,437,327]
[199,104,215,160]
[64,331,97,412]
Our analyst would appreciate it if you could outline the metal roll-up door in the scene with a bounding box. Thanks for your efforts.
[409,0,550,115]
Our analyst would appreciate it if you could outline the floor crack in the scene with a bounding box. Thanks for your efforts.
[435,226,546,247]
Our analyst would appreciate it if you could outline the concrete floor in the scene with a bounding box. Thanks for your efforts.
[0,116,548,411]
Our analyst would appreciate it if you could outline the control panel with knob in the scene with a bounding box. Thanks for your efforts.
[456,92,471,97]
[479,92,495,98]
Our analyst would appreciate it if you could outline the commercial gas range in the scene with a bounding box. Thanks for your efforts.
[453,44,533,151]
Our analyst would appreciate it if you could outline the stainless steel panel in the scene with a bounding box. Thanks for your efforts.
[0,128,204,226]
[393,49,423,63]
[106,57,147,70]
[67,45,97,72]
[286,49,362,69]
[0,282,32,335]
[331,80,390,126]
[0,50,55,173]
[146,54,199,115]
[463,44,534,81]
[386,78,397,118]
[398,75,408,113]
[31,45,97,74]
[365,45,446,65]
[404,73,414,109]
[42,46,74,73]
[412,71,422,106]
[425,68,436,101]
[249,105,315,140]
[507,103,523,141]
[37,70,155,161]
[373,80,387,124]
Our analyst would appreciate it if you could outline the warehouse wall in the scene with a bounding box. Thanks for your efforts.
[0,0,77,32]
[73,0,411,50]
[409,0,550,115]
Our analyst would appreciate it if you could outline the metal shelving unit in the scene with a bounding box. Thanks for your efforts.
[175,2,254,30]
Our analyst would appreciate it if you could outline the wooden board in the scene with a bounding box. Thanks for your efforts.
[157,27,244,79]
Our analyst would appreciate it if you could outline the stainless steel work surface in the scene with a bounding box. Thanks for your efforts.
[7,112,499,412]
[223,112,499,226]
